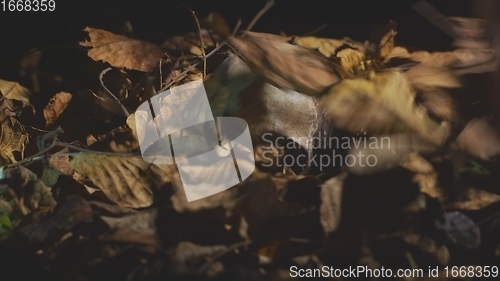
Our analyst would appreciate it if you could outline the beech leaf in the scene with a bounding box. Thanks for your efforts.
[0,79,31,107]
[80,27,165,72]
[70,153,175,208]
[227,31,341,96]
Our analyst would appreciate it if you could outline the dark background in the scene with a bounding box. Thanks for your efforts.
[0,0,476,46]
[0,0,478,86]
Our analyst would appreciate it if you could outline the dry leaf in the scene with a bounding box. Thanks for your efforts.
[335,47,365,73]
[0,166,57,218]
[456,118,500,161]
[347,133,438,175]
[44,92,72,126]
[71,153,175,208]
[386,46,494,69]
[419,88,459,122]
[378,29,396,58]
[292,36,367,58]
[320,71,450,146]
[0,79,31,107]
[19,195,93,242]
[404,64,461,90]
[227,31,341,96]
[80,27,164,72]
[0,116,28,164]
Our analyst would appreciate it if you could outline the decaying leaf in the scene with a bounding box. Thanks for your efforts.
[0,79,32,117]
[44,91,72,126]
[320,71,450,146]
[80,27,165,72]
[227,31,342,96]
[0,116,29,164]
[0,166,57,218]
[386,46,494,69]
[456,118,500,161]
[404,63,461,90]
[292,36,367,58]
[70,153,175,208]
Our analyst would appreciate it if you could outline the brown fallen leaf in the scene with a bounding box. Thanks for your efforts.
[227,31,342,96]
[386,46,494,69]
[44,91,72,126]
[0,116,29,164]
[80,27,165,72]
[0,79,32,117]
[404,63,461,90]
[320,71,450,147]
[70,153,175,208]
[456,118,500,161]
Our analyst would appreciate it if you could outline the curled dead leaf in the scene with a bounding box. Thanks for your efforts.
[80,27,165,72]
[44,92,72,126]
[0,166,56,218]
[0,116,28,164]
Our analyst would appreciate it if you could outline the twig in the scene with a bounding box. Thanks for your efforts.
[99,67,130,117]
[303,23,329,36]
[233,18,242,36]
[246,0,275,31]
[181,5,207,78]
[160,42,227,92]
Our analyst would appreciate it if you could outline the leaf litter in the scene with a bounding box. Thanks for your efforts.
[0,1,499,280]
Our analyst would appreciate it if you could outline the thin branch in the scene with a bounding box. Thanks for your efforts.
[232,18,242,36]
[99,67,130,117]
[246,0,275,31]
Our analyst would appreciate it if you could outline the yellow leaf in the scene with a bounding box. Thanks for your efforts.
[43,91,72,126]
[320,71,450,147]
[80,27,165,72]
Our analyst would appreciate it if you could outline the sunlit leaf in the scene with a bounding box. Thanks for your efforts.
[71,153,175,208]
[80,27,165,72]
